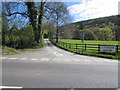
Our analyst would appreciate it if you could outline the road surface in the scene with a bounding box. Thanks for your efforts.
[1,39,118,88]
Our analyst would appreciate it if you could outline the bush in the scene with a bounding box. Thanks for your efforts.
[4,25,35,49]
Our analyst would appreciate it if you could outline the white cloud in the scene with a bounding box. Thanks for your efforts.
[68,0,119,22]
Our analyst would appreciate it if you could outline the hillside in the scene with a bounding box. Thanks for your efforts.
[60,15,119,41]
[74,15,118,28]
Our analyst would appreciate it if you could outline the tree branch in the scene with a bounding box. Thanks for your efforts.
[4,12,29,16]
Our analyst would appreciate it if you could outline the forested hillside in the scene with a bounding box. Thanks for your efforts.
[60,15,119,41]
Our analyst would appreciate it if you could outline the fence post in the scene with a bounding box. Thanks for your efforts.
[76,44,77,49]
[116,45,118,53]
[66,43,68,48]
[85,44,86,51]
[69,43,71,49]
[63,42,64,47]
[98,44,100,53]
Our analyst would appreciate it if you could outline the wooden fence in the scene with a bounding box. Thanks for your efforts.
[50,39,120,54]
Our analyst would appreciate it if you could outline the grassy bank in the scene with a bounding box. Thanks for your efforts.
[1,46,21,55]
[1,45,44,55]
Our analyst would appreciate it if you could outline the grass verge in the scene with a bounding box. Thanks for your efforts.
[1,46,21,55]
[1,45,44,55]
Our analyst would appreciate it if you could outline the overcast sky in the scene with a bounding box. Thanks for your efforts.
[65,0,119,22]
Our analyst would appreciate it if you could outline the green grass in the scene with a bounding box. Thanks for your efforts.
[59,39,120,53]
[1,45,44,55]
[59,39,118,45]
[52,39,120,60]
[1,46,21,55]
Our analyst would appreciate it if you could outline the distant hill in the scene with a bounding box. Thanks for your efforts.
[60,15,119,40]
[73,15,118,28]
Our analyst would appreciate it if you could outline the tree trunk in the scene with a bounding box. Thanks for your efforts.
[25,2,38,45]
[38,2,44,46]
[56,26,59,43]
[33,25,38,44]
[56,13,59,43]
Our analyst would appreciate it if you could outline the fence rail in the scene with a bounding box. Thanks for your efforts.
[50,39,120,54]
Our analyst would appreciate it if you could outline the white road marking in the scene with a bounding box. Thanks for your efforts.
[8,57,18,60]
[0,86,22,89]
[20,58,28,60]
[41,58,49,61]
[1,55,118,63]
[30,58,38,61]
[0,57,8,59]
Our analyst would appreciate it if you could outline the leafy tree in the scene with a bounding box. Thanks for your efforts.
[92,27,101,40]
[2,15,9,46]
[80,29,95,40]
[98,27,114,41]
[42,23,56,38]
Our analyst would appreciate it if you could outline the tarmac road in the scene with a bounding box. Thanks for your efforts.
[1,39,118,88]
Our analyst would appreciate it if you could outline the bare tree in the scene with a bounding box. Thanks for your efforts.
[45,2,71,43]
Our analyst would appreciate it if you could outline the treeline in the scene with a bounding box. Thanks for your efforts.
[60,15,119,41]
[73,23,117,41]
[3,23,56,49]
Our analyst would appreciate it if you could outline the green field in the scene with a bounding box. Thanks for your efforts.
[59,39,118,45]
[52,39,120,59]
[59,39,119,52]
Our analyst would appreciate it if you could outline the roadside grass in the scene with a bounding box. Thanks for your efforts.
[1,46,21,55]
[1,45,44,55]
[52,39,120,60]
